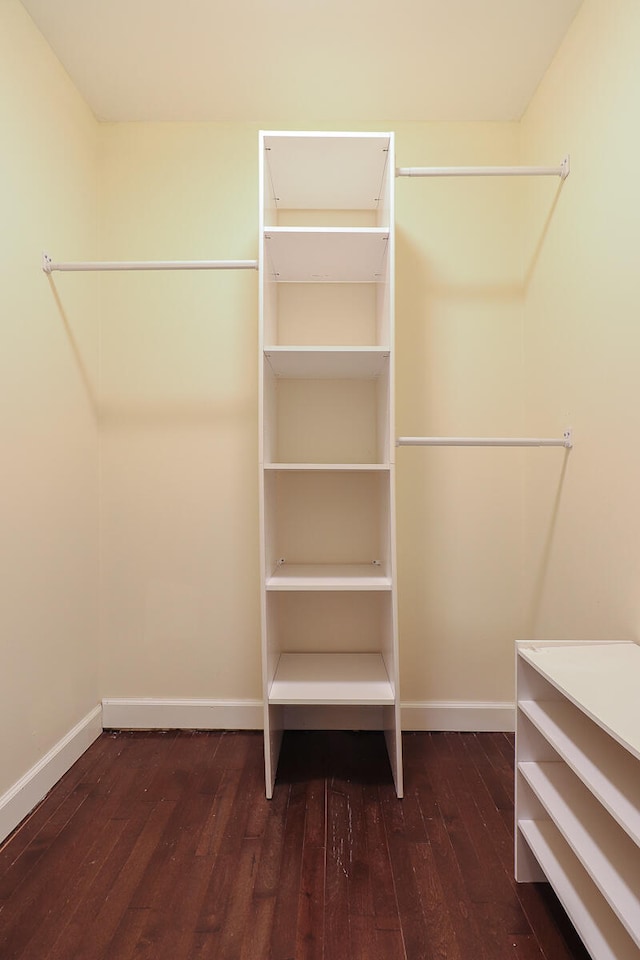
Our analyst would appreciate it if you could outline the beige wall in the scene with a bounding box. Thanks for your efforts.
[96,121,525,705]
[0,1,100,795]
[98,123,262,698]
[521,0,640,642]
[8,0,638,789]
[394,123,525,702]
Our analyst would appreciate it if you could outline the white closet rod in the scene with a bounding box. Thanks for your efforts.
[42,253,258,274]
[396,156,570,180]
[397,432,573,449]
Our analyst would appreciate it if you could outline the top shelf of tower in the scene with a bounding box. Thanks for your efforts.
[262,132,393,228]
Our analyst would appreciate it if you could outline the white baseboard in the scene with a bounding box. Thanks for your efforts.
[0,698,514,845]
[101,698,264,730]
[102,698,515,733]
[0,705,103,845]
[402,700,515,732]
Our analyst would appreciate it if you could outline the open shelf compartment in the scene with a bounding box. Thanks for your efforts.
[259,130,400,801]
[269,652,394,705]
[515,641,640,960]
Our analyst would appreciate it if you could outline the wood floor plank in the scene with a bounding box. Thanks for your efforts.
[62,799,177,960]
[325,778,356,960]
[429,734,531,960]
[362,784,399,927]
[0,730,593,960]
[295,838,325,960]
[0,733,114,878]
[45,816,153,960]
[0,791,107,959]
[17,816,130,960]
[269,780,308,960]
[409,735,492,960]
[381,791,433,960]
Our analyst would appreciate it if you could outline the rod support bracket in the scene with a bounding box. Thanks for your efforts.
[560,155,571,180]
[563,428,573,448]
[42,252,52,274]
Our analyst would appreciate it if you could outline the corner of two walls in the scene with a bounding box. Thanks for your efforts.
[394,122,526,707]
[0,0,101,813]
[10,0,629,831]
[98,120,529,717]
[97,122,262,707]
[520,0,640,644]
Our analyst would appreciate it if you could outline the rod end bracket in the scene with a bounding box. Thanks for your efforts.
[42,252,52,274]
[560,155,570,180]
[563,428,573,448]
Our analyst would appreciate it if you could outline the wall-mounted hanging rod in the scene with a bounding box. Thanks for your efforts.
[396,156,570,180]
[42,252,258,274]
[397,430,573,449]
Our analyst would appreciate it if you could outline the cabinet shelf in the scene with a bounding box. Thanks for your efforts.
[516,641,640,960]
[264,227,389,282]
[519,761,640,946]
[518,819,639,960]
[264,346,390,379]
[519,699,640,846]
[266,563,392,592]
[518,642,640,760]
[259,131,401,799]
[268,652,394,705]
[263,132,392,213]
[264,463,390,472]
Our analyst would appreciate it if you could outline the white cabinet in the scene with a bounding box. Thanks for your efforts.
[515,640,640,960]
[258,131,402,798]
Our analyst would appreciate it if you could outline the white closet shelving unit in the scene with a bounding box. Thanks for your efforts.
[515,640,640,960]
[258,131,402,798]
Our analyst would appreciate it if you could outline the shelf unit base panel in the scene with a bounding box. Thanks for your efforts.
[268,652,395,705]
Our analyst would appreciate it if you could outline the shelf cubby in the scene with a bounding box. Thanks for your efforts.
[515,640,640,960]
[264,227,389,283]
[269,653,394,705]
[259,130,401,799]
[262,352,391,465]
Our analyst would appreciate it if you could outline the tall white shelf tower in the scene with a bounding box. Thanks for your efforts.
[258,131,402,798]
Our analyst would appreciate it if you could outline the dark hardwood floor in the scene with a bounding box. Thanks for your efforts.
[0,730,590,960]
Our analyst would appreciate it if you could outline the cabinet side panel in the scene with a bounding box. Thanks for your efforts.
[264,704,284,798]
[262,359,277,464]
[376,362,391,463]
[384,705,403,798]
[515,647,555,881]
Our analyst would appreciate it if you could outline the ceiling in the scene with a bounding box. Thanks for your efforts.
[20,0,583,124]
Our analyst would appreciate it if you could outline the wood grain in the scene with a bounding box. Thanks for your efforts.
[0,730,590,960]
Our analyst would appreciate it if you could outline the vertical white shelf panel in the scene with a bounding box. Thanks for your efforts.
[259,131,401,799]
[515,640,640,960]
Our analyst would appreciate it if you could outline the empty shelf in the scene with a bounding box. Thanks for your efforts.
[519,761,640,946]
[518,819,638,960]
[265,563,392,591]
[264,227,389,282]
[269,652,394,705]
[264,346,390,379]
[263,133,392,211]
[263,463,390,472]
[517,642,640,760]
[519,699,640,846]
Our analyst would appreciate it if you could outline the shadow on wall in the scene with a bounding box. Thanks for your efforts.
[525,449,571,635]
[47,268,258,429]
[524,177,567,291]
[47,275,99,417]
